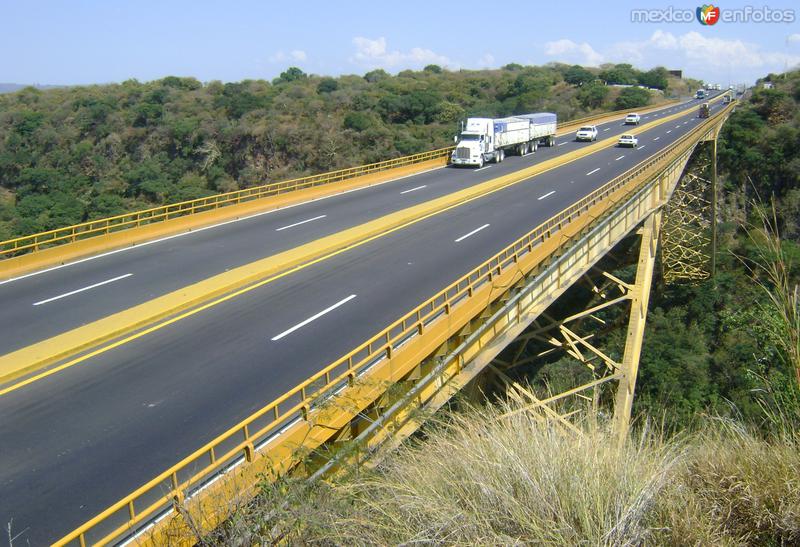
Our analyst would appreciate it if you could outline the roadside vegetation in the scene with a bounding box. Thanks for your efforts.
[0,63,686,240]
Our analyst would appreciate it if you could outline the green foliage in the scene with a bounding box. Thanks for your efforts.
[316,78,338,94]
[275,66,307,84]
[564,65,596,86]
[577,82,609,109]
[343,111,373,132]
[614,86,651,109]
[638,67,669,91]
[600,63,639,86]
[423,64,442,74]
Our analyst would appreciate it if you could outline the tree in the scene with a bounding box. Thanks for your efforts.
[423,64,443,74]
[564,65,595,86]
[317,78,339,94]
[600,63,640,86]
[275,67,307,84]
[614,87,650,109]
[638,67,669,90]
[577,83,609,109]
[343,112,374,132]
[364,69,389,83]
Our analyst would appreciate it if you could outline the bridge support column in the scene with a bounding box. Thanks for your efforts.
[613,210,661,443]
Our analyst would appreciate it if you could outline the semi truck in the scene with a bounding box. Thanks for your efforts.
[450,112,557,167]
[698,103,710,118]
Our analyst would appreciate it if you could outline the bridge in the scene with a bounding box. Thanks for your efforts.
[0,92,734,545]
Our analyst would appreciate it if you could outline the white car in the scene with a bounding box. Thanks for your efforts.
[575,125,598,142]
[624,113,640,125]
[618,134,638,148]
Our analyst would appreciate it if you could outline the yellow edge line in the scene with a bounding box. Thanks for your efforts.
[0,100,710,397]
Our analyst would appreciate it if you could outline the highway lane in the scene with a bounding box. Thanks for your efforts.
[0,98,725,544]
[0,94,717,356]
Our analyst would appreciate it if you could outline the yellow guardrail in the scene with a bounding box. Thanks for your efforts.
[55,100,736,547]
[1,100,684,260]
[559,98,681,130]
[0,148,453,258]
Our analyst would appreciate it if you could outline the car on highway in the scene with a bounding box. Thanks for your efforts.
[618,134,638,148]
[575,125,598,142]
[624,113,640,125]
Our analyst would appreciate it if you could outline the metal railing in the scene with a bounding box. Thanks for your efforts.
[1,100,685,260]
[0,148,453,258]
[56,100,735,547]
[559,98,681,130]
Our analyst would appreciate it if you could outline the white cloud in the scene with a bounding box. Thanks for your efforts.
[788,33,800,45]
[349,37,451,70]
[269,49,308,63]
[477,53,495,68]
[543,39,605,66]
[544,30,800,80]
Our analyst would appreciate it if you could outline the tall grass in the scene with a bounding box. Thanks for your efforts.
[210,401,799,546]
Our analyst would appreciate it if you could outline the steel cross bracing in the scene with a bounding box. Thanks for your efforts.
[53,100,735,546]
[661,143,717,284]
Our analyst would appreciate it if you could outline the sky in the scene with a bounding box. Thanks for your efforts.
[1,0,799,86]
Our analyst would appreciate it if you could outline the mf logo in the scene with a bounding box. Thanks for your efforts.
[697,4,721,25]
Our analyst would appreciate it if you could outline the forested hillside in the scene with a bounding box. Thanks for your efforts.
[632,70,800,426]
[0,63,685,240]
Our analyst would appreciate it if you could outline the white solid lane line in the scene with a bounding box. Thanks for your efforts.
[455,224,490,243]
[0,164,448,288]
[275,215,327,232]
[271,294,357,341]
[400,185,427,195]
[586,168,601,176]
[33,273,133,306]
[538,191,556,200]
[615,155,625,161]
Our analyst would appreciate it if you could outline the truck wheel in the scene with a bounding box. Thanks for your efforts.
[478,156,484,168]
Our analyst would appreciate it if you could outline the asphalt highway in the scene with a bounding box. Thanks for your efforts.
[0,95,717,355]
[0,95,724,544]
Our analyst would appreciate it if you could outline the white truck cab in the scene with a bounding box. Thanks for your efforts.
[451,118,496,168]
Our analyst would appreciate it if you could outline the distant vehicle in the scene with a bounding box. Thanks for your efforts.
[624,113,641,125]
[698,103,710,118]
[706,83,713,90]
[575,125,598,142]
[450,112,557,167]
[722,93,732,104]
[618,134,638,148]
[715,83,722,90]
[695,89,707,99]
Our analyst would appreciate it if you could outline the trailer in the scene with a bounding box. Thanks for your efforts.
[450,112,557,167]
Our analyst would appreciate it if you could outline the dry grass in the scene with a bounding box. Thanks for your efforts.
[205,399,800,546]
